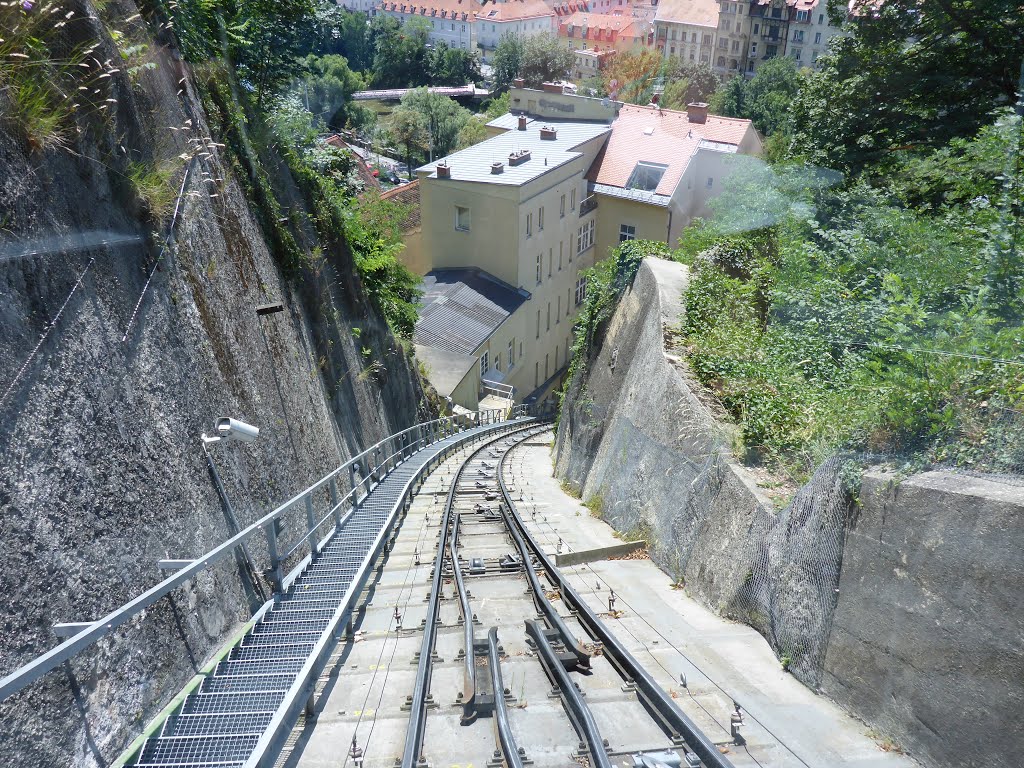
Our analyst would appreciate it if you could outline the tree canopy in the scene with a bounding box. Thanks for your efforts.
[520,34,575,88]
[791,0,1024,169]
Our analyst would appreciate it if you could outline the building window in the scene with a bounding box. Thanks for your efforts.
[577,219,595,253]
[706,176,714,189]
[559,242,563,270]
[814,31,822,44]
[751,42,757,54]
[455,205,471,231]
[619,224,636,242]
[560,194,566,217]
[536,254,542,284]
[626,162,667,192]
[568,238,572,263]
[556,295,561,322]
[546,303,551,331]
[536,309,541,338]
[570,188,576,210]
[717,55,725,67]
[480,350,489,377]
[539,206,544,230]
[526,212,532,237]
[508,338,515,368]
[545,353,549,380]
[535,362,539,387]
[555,346,559,367]
[575,276,586,305]
[793,47,802,60]
[753,23,759,34]
[793,30,804,42]
[495,353,502,372]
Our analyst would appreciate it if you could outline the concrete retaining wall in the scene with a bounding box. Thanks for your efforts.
[824,471,1024,768]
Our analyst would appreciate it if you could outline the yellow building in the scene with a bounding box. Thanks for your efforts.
[409,87,760,410]
[587,101,763,257]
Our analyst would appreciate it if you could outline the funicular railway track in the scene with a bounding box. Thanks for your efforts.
[401,426,735,768]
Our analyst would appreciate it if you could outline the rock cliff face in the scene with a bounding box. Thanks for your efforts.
[825,471,1024,768]
[0,3,427,766]
[555,257,1024,768]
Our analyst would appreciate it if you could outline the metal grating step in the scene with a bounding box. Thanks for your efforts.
[164,711,274,738]
[242,630,322,646]
[201,675,292,694]
[216,657,307,676]
[228,643,314,662]
[137,734,260,764]
[182,691,286,715]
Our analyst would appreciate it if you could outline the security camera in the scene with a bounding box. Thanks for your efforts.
[215,417,260,443]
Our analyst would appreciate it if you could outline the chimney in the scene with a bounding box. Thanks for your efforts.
[540,125,557,140]
[512,77,525,88]
[542,81,563,93]
[686,102,708,124]
[517,114,528,131]
[508,149,532,166]
[491,161,504,174]
[436,162,451,178]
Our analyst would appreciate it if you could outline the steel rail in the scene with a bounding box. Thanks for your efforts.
[0,407,517,704]
[497,435,737,768]
[497,473,591,669]
[487,627,525,768]
[451,512,478,722]
[400,424,538,768]
[525,619,613,768]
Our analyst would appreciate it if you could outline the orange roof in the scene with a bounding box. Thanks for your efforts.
[587,104,754,195]
[652,0,717,26]
[380,180,421,231]
[559,11,642,38]
[378,0,480,19]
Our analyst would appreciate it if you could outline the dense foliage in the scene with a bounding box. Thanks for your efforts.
[679,111,1024,475]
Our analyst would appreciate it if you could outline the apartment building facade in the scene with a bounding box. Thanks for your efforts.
[409,88,760,409]
[654,0,846,76]
[370,0,556,60]
[415,110,610,405]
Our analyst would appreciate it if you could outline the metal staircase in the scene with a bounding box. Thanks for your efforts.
[128,419,522,767]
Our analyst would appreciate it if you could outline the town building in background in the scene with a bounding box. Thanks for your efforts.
[399,86,760,410]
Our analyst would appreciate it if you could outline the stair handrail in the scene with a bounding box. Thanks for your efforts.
[0,405,526,703]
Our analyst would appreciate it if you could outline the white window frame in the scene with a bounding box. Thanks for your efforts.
[619,223,636,242]
[479,350,489,377]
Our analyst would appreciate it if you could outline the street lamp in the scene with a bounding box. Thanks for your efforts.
[200,415,267,603]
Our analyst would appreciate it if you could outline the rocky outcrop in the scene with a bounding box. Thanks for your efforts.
[0,3,426,766]
[555,257,1024,768]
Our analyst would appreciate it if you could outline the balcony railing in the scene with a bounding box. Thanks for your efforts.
[580,195,598,216]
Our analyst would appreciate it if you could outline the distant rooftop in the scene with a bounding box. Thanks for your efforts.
[653,0,718,26]
[588,103,754,196]
[379,179,421,232]
[415,268,528,356]
[416,116,610,186]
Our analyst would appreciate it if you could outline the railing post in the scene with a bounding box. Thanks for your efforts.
[266,521,283,594]
[328,477,341,529]
[349,462,358,507]
[304,494,319,558]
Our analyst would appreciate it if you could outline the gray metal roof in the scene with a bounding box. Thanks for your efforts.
[590,182,671,207]
[415,268,528,356]
[416,116,610,186]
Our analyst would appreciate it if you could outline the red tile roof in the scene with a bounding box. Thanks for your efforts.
[558,11,643,40]
[588,104,754,194]
[380,179,421,232]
